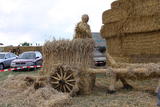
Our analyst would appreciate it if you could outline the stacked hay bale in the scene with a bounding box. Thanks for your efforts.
[101,0,160,63]
[42,39,96,95]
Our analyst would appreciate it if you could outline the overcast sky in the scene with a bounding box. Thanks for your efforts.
[0,0,115,46]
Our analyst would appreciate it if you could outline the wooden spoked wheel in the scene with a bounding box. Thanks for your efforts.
[49,66,76,93]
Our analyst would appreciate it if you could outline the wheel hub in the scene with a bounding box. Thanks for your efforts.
[59,80,66,85]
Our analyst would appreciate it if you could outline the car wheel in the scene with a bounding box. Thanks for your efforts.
[0,64,4,70]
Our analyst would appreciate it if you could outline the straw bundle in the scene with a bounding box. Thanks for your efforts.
[111,0,134,12]
[42,38,95,74]
[101,15,160,38]
[111,63,160,80]
[102,9,128,24]
[0,74,72,107]
[104,1,160,24]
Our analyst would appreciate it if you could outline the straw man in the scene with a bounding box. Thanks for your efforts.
[74,14,92,39]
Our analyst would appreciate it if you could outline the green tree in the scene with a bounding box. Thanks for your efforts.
[20,42,31,46]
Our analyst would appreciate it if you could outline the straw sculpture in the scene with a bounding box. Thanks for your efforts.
[42,38,95,74]
[74,14,92,39]
[101,0,160,63]
[42,38,95,95]
[105,53,160,94]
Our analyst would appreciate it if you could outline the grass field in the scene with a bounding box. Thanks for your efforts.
[0,71,158,107]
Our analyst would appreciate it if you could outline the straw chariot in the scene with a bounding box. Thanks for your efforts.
[41,0,160,95]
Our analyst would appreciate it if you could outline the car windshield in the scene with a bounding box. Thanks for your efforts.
[18,53,36,59]
[0,54,5,59]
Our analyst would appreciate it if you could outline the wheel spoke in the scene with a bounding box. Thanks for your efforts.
[65,84,72,92]
[51,76,60,81]
[63,72,67,79]
[60,69,63,79]
[56,73,61,79]
[66,82,74,87]
[66,73,73,80]
[50,81,59,84]
[66,79,76,82]
[63,85,67,92]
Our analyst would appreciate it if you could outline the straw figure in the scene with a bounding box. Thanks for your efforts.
[106,53,160,94]
[42,14,96,96]
[74,14,92,39]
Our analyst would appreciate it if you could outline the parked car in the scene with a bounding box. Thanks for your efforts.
[93,50,106,66]
[11,51,43,68]
[0,52,17,70]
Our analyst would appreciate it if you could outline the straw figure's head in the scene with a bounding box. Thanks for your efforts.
[81,14,89,23]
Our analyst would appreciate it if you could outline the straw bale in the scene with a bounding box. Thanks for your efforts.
[101,15,160,38]
[112,0,160,9]
[102,9,128,24]
[111,0,134,11]
[104,1,160,24]
[133,1,160,16]
[118,0,159,6]
[42,39,95,74]
[122,31,160,55]
[105,31,160,63]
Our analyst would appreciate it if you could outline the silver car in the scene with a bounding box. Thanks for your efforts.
[93,50,106,66]
[0,52,17,70]
[11,51,43,68]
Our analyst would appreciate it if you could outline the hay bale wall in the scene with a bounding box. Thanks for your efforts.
[101,0,160,63]
[3,46,42,55]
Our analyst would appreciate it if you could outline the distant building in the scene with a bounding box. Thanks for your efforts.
[92,32,106,47]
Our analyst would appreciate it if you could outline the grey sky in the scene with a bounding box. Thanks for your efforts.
[0,0,115,46]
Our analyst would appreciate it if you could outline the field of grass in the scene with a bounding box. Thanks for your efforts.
[0,71,158,107]
[0,70,38,81]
